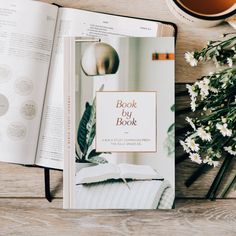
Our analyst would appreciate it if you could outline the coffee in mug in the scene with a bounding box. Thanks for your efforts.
[166,0,236,27]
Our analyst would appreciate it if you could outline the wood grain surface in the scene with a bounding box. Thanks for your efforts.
[0,163,63,198]
[0,198,236,236]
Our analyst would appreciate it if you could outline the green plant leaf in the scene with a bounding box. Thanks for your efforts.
[77,102,92,154]
[168,123,175,133]
[77,84,105,161]
[86,98,96,148]
[171,104,175,112]
[87,149,102,159]
[85,84,104,151]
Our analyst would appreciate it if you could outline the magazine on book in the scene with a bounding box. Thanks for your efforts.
[0,0,176,169]
[63,36,175,209]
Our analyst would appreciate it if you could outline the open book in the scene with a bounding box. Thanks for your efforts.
[0,0,175,169]
[76,163,163,184]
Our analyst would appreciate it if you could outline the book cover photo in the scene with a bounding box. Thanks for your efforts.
[64,36,175,209]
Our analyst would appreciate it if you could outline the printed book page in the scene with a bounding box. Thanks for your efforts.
[76,163,159,184]
[36,7,173,169]
[64,37,175,209]
[0,0,58,164]
[76,163,120,184]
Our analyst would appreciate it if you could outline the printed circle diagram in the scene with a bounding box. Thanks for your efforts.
[0,93,9,116]
[7,122,27,141]
[20,100,37,120]
[15,78,33,96]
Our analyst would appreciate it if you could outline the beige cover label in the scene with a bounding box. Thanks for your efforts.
[96,91,157,152]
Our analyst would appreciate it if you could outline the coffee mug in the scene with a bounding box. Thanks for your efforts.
[166,0,236,27]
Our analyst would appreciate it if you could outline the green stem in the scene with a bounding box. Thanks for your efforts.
[206,155,233,200]
[219,172,236,198]
[201,36,236,56]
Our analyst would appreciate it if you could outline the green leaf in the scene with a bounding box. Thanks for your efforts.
[86,98,96,148]
[87,149,102,159]
[77,102,92,154]
[168,123,175,133]
[171,104,175,112]
[77,84,104,158]
[85,84,104,151]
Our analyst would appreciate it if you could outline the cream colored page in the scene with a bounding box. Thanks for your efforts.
[36,8,159,169]
[0,0,58,164]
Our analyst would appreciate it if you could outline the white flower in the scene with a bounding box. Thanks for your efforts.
[185,52,198,67]
[186,85,198,111]
[203,156,219,167]
[212,161,220,167]
[224,146,236,156]
[215,50,220,56]
[215,152,221,159]
[180,140,190,153]
[209,87,218,93]
[221,74,230,86]
[221,117,227,123]
[216,123,232,137]
[190,98,197,111]
[203,78,210,84]
[186,117,196,130]
[186,138,199,152]
[227,58,233,67]
[189,153,202,164]
[203,156,213,165]
[186,84,198,98]
[207,148,214,155]
[197,79,210,98]
[197,127,212,141]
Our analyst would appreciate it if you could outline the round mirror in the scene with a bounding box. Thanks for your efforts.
[81,42,120,76]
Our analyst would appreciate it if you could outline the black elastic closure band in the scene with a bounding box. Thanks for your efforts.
[44,168,52,202]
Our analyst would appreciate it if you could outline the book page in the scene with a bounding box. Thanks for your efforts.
[36,8,163,169]
[76,163,120,184]
[119,164,158,180]
[0,0,58,164]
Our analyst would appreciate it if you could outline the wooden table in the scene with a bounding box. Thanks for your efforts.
[1,0,235,235]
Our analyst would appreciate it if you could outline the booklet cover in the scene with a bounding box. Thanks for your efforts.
[64,36,175,209]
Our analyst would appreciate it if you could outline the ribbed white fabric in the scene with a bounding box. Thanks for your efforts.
[75,180,172,209]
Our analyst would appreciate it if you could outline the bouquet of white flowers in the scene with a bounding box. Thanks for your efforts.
[180,33,236,199]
